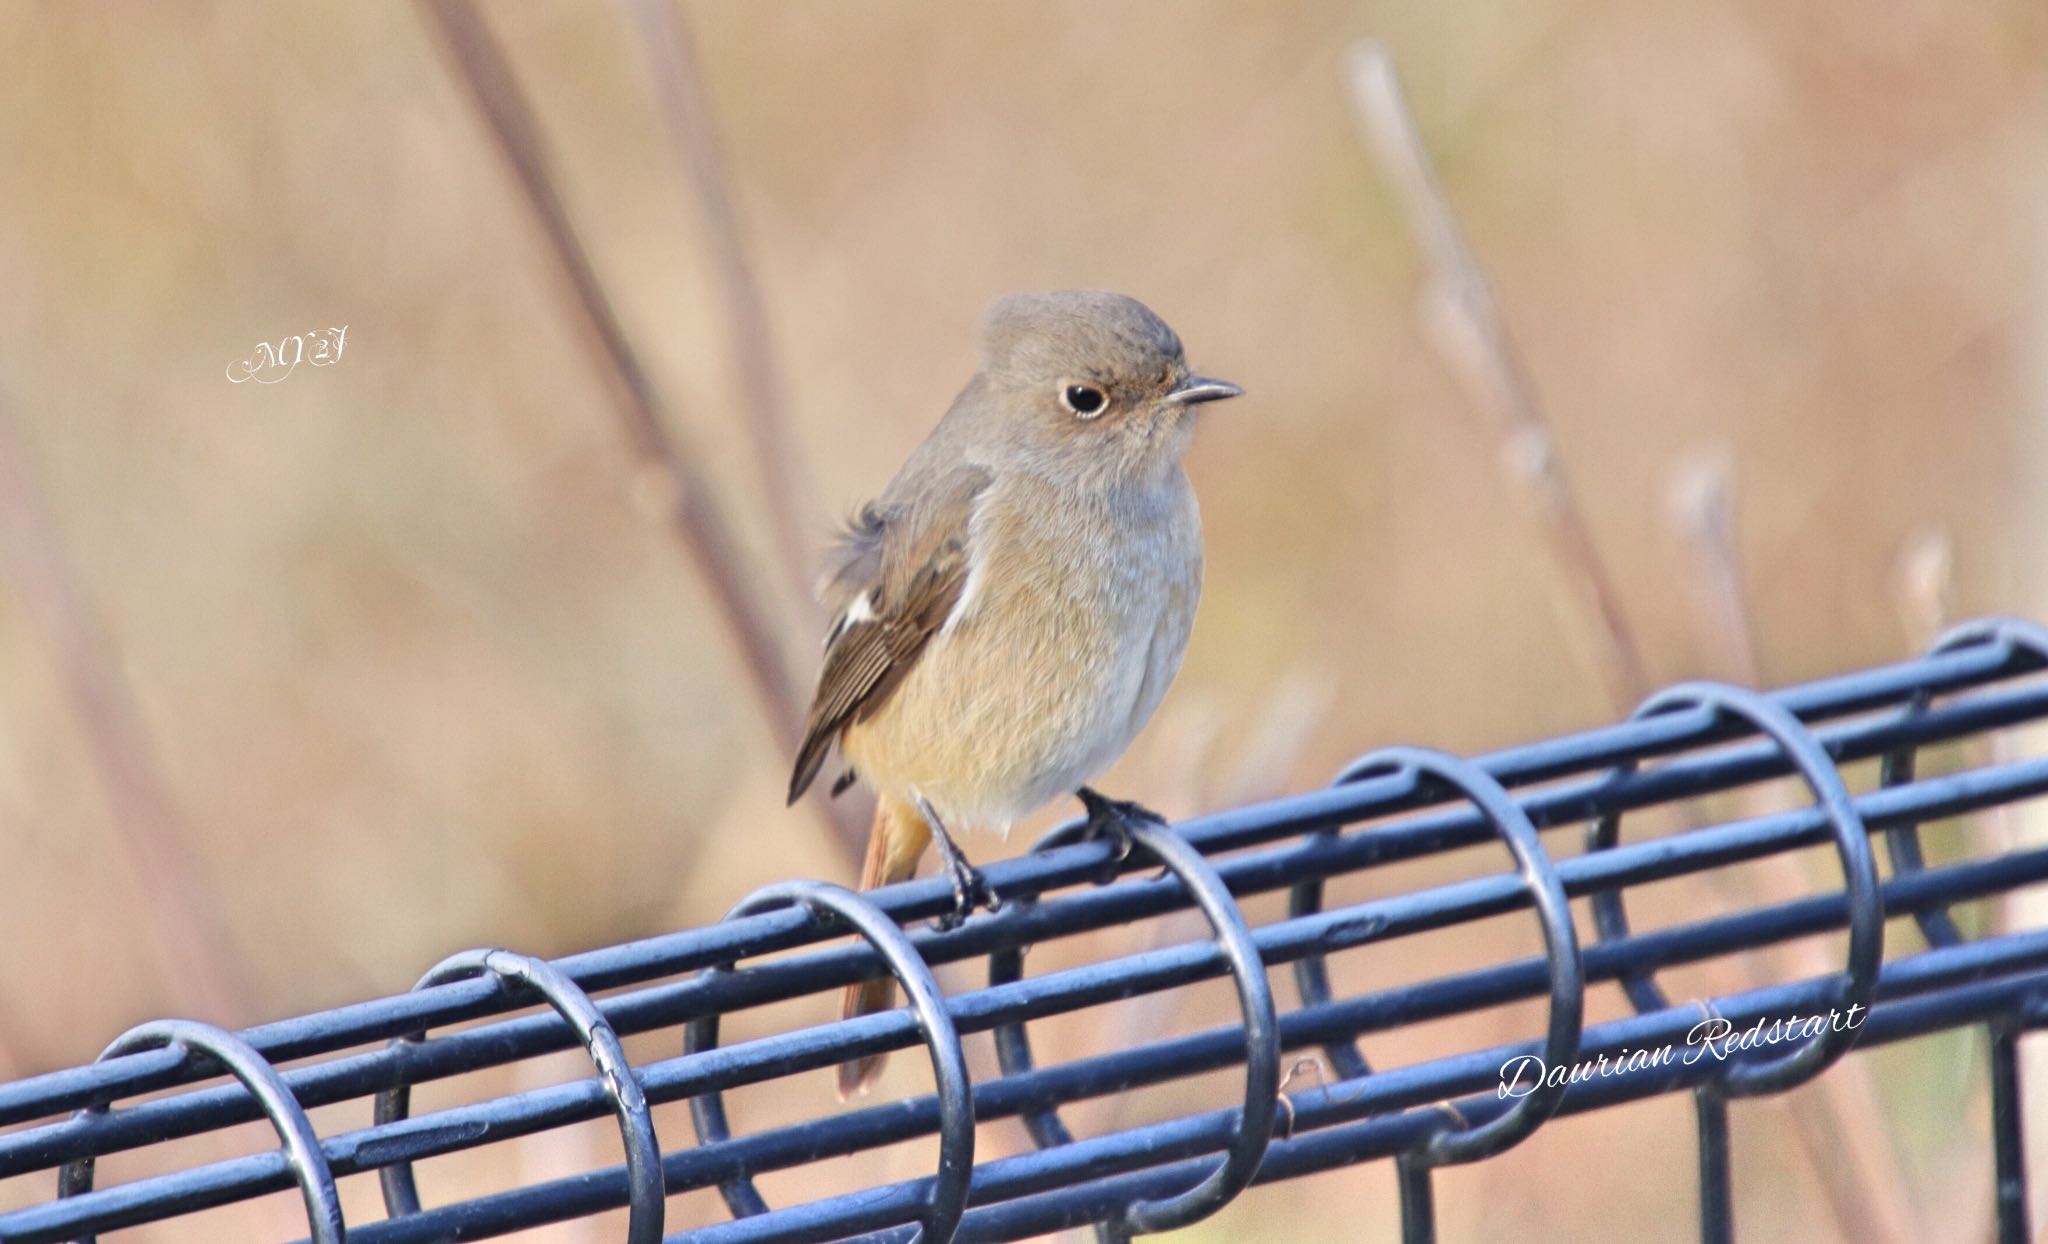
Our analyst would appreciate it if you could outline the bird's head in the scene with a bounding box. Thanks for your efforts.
[973,290,1240,483]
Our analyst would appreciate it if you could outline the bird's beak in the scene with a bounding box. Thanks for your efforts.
[1165,375,1244,406]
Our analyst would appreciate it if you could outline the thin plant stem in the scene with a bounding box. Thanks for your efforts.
[1345,42,1648,706]
[1353,42,1919,1241]
[1673,452,1921,1244]
[417,0,863,865]
[620,0,820,628]
[0,394,249,1023]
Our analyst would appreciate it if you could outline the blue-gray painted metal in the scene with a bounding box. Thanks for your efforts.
[0,618,2044,1243]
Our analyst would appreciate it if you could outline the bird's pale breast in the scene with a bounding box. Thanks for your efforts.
[841,468,1202,834]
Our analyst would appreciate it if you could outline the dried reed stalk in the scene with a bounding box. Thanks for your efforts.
[0,395,248,1022]
[1888,525,2013,1244]
[1673,454,1920,1244]
[1351,42,1918,1241]
[1345,43,1648,707]
[418,0,863,864]
[619,0,820,625]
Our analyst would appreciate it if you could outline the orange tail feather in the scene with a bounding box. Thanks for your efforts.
[838,792,931,1098]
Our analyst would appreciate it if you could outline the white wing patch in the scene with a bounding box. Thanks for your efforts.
[823,592,877,649]
[940,500,989,636]
[941,556,984,635]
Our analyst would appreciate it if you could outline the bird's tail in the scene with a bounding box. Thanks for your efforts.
[838,791,932,1098]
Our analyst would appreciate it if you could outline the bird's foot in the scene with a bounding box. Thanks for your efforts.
[922,805,1000,932]
[1075,786,1166,884]
[932,854,999,932]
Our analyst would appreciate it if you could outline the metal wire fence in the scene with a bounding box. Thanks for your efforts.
[3,616,2048,1243]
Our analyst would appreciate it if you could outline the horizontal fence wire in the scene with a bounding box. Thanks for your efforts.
[2,617,2048,1241]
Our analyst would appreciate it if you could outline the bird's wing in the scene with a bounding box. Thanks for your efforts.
[787,465,991,804]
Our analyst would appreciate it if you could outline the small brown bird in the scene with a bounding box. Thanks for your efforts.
[788,290,1240,1093]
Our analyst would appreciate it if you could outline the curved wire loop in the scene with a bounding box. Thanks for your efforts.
[1880,618,2048,950]
[989,816,1280,1239]
[1585,682,1884,1098]
[684,881,975,1244]
[1371,748,1584,1168]
[372,949,663,1244]
[57,1019,346,1244]
[1282,750,1410,1082]
[1876,619,2048,1244]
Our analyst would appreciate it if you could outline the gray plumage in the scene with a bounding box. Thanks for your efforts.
[788,290,1239,834]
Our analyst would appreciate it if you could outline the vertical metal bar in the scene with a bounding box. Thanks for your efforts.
[1397,1155,1436,1244]
[1992,1017,2030,1244]
[1696,1090,1733,1244]
[1284,750,1418,1082]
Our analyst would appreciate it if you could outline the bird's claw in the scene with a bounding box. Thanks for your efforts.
[1076,787,1166,885]
[931,856,1000,932]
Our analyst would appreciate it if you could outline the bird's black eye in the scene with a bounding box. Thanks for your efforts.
[1061,384,1106,417]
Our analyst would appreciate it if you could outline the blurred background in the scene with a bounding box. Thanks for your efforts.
[1,2,2046,1240]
